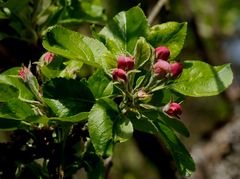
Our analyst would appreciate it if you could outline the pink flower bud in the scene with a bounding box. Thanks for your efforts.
[164,102,182,118]
[170,62,183,77]
[153,59,171,77]
[117,55,134,71]
[18,66,29,81]
[44,52,55,63]
[137,89,152,103]
[155,46,170,61]
[112,68,127,81]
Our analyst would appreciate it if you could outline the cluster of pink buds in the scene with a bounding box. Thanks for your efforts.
[153,46,183,78]
[112,55,135,82]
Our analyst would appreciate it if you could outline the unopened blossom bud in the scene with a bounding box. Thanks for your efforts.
[153,59,171,77]
[137,89,152,103]
[18,66,29,81]
[112,68,127,82]
[117,55,134,71]
[163,102,182,118]
[155,46,170,61]
[44,52,55,63]
[170,62,183,77]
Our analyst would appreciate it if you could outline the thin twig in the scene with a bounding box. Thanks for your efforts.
[148,0,168,25]
[104,156,113,178]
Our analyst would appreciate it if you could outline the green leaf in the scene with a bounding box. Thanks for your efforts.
[4,0,30,13]
[49,112,89,123]
[60,1,107,24]
[99,6,148,55]
[0,74,34,100]
[42,25,116,70]
[134,37,153,69]
[169,61,233,97]
[59,60,83,79]
[43,78,95,116]
[156,122,195,176]
[40,56,66,80]
[0,83,19,102]
[160,113,190,137]
[149,89,184,106]
[88,103,113,156]
[43,98,70,117]
[128,112,158,134]
[134,75,146,89]
[148,22,187,60]
[88,69,113,99]
[114,116,133,142]
[0,118,20,131]
[0,99,35,120]
[1,67,21,75]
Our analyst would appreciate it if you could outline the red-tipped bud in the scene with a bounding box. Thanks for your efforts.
[170,62,183,77]
[163,102,182,118]
[117,55,134,71]
[18,66,29,81]
[155,46,170,61]
[44,52,55,63]
[112,68,127,82]
[153,59,171,77]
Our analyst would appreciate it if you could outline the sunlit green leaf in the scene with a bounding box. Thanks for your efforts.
[42,25,116,70]
[169,61,233,97]
[134,37,154,69]
[148,22,187,60]
[99,6,148,55]
[88,103,113,156]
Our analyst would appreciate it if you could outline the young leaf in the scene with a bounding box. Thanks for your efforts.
[156,122,195,176]
[88,103,113,156]
[43,78,95,116]
[42,25,116,70]
[88,69,113,99]
[40,56,66,80]
[99,6,148,55]
[147,22,187,60]
[134,37,153,69]
[114,116,133,142]
[169,61,233,97]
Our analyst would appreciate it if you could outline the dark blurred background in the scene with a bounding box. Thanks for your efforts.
[1,0,240,179]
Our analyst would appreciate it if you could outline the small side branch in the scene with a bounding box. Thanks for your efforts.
[148,0,168,25]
